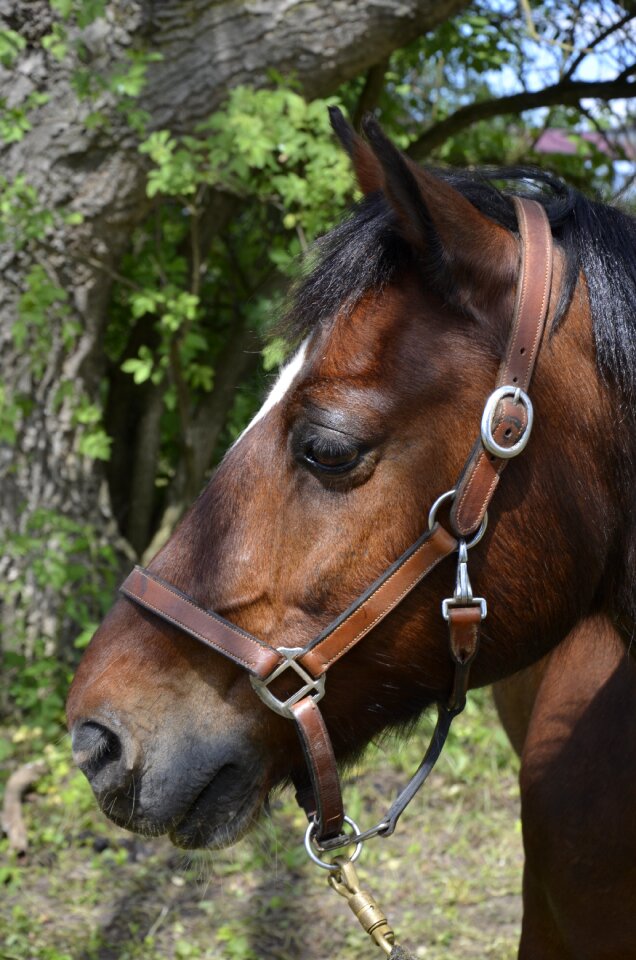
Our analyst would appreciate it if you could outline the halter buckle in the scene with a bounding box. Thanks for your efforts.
[480,384,534,459]
[250,647,325,718]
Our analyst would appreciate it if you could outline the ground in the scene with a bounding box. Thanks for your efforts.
[0,691,523,960]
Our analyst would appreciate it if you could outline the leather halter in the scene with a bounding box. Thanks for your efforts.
[120,197,553,852]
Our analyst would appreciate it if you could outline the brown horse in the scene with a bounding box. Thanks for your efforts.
[494,615,636,960]
[67,112,636,954]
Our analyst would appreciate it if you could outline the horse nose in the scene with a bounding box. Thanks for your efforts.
[71,719,131,792]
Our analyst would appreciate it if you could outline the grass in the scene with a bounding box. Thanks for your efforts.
[0,690,523,960]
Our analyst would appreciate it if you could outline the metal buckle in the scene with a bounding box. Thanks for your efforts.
[250,646,325,719]
[442,540,487,621]
[480,385,534,459]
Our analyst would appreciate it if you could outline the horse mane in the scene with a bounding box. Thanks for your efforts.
[286,166,636,403]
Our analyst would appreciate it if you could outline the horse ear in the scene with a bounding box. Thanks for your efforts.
[329,106,383,196]
[361,115,518,312]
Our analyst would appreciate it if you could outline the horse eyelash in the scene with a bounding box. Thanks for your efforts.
[304,433,357,458]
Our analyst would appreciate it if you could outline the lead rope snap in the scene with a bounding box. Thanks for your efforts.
[328,856,397,956]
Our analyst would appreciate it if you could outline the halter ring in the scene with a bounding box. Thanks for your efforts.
[305,815,363,870]
[428,489,487,549]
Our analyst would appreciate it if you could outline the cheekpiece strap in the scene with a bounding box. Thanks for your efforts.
[450,197,554,537]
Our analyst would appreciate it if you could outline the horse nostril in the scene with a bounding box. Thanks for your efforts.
[72,721,122,780]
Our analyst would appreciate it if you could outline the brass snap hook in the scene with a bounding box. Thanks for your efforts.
[328,856,397,956]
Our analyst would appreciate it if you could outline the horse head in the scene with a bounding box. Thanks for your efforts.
[67,113,624,850]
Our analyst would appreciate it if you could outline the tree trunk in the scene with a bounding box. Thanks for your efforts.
[0,0,467,662]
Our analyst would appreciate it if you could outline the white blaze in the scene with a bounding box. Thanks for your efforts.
[233,339,309,446]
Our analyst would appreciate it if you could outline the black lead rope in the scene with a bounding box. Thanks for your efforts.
[313,704,459,854]
[379,704,456,838]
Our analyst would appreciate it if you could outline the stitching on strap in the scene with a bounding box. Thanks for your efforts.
[121,577,267,672]
[317,538,448,669]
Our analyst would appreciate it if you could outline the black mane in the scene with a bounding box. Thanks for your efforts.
[286,167,636,400]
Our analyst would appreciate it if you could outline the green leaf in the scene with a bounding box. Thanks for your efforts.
[130,290,163,318]
[64,211,84,225]
[76,0,106,27]
[0,29,26,67]
[121,356,154,384]
[73,401,102,425]
[77,428,112,461]
[262,338,288,371]
[41,25,68,61]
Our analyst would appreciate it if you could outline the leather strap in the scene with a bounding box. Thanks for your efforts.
[299,523,456,677]
[120,524,455,846]
[447,605,482,712]
[450,197,553,537]
[120,567,284,679]
[121,523,457,683]
[290,696,344,840]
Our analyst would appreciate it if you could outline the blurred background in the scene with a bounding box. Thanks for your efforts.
[1,1,635,956]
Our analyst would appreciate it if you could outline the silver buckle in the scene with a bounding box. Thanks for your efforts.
[250,647,325,719]
[442,540,487,621]
[480,385,533,459]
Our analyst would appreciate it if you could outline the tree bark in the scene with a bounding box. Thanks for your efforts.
[0,0,467,660]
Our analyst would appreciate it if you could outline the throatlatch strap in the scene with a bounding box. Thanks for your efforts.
[451,197,553,536]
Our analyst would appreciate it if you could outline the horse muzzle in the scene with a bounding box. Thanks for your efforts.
[70,714,267,848]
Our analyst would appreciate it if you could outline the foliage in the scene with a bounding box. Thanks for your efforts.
[2,509,119,734]
[106,85,354,499]
[343,1,635,192]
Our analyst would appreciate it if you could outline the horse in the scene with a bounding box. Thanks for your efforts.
[494,614,636,959]
[67,109,636,957]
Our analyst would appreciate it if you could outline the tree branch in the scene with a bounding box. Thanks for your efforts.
[125,383,164,555]
[1,760,47,857]
[563,12,634,81]
[408,74,636,160]
[352,59,389,130]
[142,323,261,562]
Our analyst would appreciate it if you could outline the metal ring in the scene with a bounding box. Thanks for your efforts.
[480,385,534,459]
[428,488,487,549]
[304,816,363,871]
[428,488,456,530]
[464,512,488,549]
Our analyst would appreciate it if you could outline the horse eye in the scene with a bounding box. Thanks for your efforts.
[301,436,361,474]
[305,447,360,472]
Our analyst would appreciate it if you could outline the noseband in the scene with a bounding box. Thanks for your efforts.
[120,198,553,868]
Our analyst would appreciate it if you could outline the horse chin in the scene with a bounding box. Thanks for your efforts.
[168,779,265,850]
